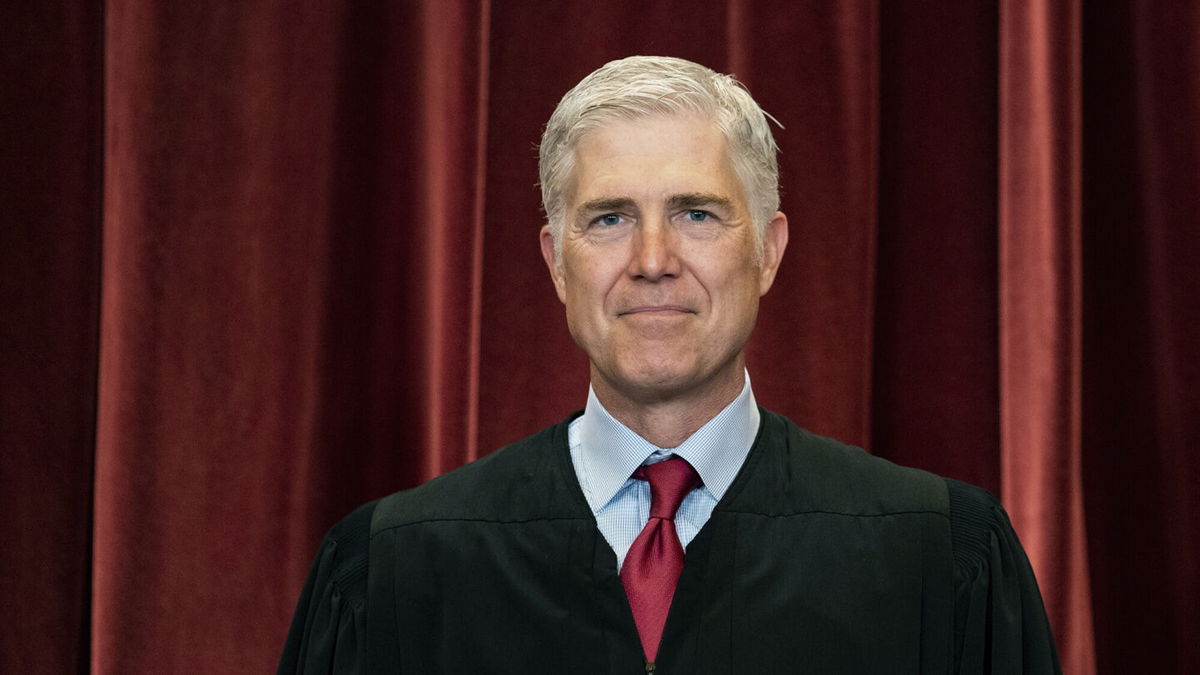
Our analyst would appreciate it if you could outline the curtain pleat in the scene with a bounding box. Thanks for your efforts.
[0,4,102,673]
[404,0,489,475]
[730,0,880,447]
[873,0,1001,490]
[3,1,1198,672]
[1080,2,1200,672]
[998,2,1095,674]
[95,2,353,671]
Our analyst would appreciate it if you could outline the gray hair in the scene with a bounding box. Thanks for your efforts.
[538,55,781,257]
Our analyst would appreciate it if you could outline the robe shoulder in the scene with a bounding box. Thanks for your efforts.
[371,412,586,533]
[945,478,1062,674]
[277,499,377,674]
[277,415,583,674]
[727,410,951,517]
[737,412,1061,673]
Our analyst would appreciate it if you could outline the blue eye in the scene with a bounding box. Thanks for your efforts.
[686,210,710,222]
[598,214,622,226]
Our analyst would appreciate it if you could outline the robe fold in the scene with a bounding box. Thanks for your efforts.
[279,409,1061,674]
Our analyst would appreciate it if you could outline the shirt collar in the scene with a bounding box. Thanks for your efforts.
[576,371,760,513]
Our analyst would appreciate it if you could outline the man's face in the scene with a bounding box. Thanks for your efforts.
[540,114,787,406]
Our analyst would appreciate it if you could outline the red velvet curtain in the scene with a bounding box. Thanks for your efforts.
[3,1,1197,673]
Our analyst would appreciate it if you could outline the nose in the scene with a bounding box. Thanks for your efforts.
[627,218,681,281]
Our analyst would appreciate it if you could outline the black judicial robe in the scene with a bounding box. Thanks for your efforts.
[279,410,1061,674]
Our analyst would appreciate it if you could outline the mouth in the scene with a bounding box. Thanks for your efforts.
[617,305,695,317]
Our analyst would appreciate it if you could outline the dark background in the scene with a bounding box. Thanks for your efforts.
[2,1,1196,673]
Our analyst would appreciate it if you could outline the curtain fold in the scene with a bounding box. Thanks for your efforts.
[998,2,1095,674]
[731,0,880,447]
[2,1,1197,672]
[0,4,102,673]
[1080,2,1200,672]
[873,0,1001,490]
[96,2,352,670]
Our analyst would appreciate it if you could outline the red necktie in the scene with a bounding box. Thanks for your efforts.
[620,456,701,663]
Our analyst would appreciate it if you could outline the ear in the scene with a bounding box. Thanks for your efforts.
[758,211,789,296]
[540,225,568,303]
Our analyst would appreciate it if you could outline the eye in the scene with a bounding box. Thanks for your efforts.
[596,213,623,226]
[686,210,711,222]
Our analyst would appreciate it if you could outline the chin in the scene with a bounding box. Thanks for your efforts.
[614,359,702,395]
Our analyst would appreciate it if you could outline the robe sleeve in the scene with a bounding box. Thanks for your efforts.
[278,500,377,675]
[947,479,1062,675]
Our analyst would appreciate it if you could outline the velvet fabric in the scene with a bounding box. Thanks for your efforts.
[2,1,1197,673]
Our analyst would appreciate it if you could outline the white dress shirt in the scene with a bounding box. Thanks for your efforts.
[568,371,761,569]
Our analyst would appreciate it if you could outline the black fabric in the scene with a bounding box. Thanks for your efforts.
[278,499,377,675]
[279,410,1061,674]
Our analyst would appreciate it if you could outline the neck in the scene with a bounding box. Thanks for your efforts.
[591,361,746,448]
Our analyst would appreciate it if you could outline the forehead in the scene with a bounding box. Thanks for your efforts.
[568,114,744,207]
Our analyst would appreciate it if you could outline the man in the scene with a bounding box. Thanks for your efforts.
[280,56,1060,674]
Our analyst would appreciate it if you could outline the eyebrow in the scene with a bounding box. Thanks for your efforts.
[576,197,636,217]
[575,193,735,219]
[668,192,735,211]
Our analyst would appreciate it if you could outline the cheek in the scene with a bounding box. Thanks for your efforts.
[708,270,764,324]
[701,253,760,293]
[564,274,599,310]
[566,261,619,303]
[562,278,608,338]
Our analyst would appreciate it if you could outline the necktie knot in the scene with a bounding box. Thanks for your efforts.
[634,456,701,520]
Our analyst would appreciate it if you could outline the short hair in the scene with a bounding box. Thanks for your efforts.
[538,55,780,257]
